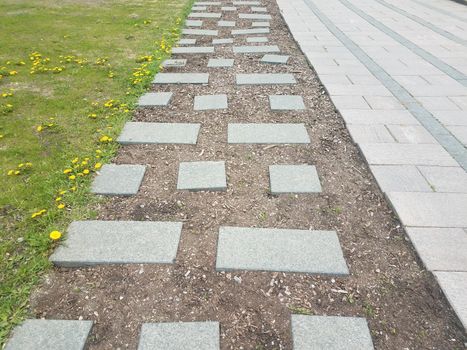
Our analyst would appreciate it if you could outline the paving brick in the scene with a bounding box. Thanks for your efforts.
[387,192,467,227]
[339,109,420,125]
[331,95,370,110]
[216,227,349,275]
[291,315,374,350]
[177,161,227,191]
[370,165,431,193]
[213,38,233,45]
[418,166,467,193]
[5,319,93,350]
[233,45,279,53]
[418,96,461,111]
[251,21,270,27]
[364,96,405,110]
[188,12,222,18]
[178,38,196,45]
[185,19,203,27]
[207,58,234,67]
[434,271,467,331]
[182,29,218,36]
[232,28,270,35]
[218,20,236,27]
[194,94,227,110]
[261,54,289,64]
[228,123,310,144]
[246,36,268,43]
[162,59,187,68]
[236,73,296,85]
[117,122,200,145]
[406,227,467,271]
[269,95,305,110]
[91,164,146,196]
[221,6,237,11]
[191,6,207,11]
[50,221,182,267]
[269,165,321,194]
[153,73,209,84]
[347,125,395,143]
[433,111,467,126]
[239,13,271,20]
[138,322,220,350]
[385,125,437,144]
[194,1,221,4]
[137,92,173,106]
[447,125,467,146]
[251,6,267,11]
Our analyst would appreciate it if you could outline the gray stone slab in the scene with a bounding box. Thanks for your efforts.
[177,161,227,191]
[185,19,203,27]
[291,315,374,350]
[153,73,209,84]
[218,20,236,27]
[239,13,271,19]
[178,38,196,45]
[207,58,234,67]
[261,54,289,64]
[406,227,467,272]
[182,29,218,36]
[194,94,228,110]
[236,73,295,85]
[216,226,349,275]
[161,59,187,68]
[387,192,467,228]
[251,6,267,11]
[434,271,467,331]
[369,165,431,193]
[50,221,183,267]
[339,110,420,125]
[137,92,173,106]
[221,6,237,11]
[232,28,270,35]
[228,123,310,144]
[188,12,222,18]
[347,125,395,143]
[117,122,200,145]
[138,322,220,350]
[233,45,279,53]
[246,36,268,43]
[251,21,270,27]
[91,164,146,196]
[213,38,234,45]
[418,166,467,193]
[269,165,321,194]
[233,0,261,4]
[269,95,305,110]
[194,1,221,4]
[5,319,93,350]
[191,6,207,11]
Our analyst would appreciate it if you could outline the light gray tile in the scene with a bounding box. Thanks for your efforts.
[161,59,187,68]
[246,36,268,43]
[418,166,467,192]
[188,12,222,18]
[261,54,289,64]
[232,28,270,35]
[91,164,146,196]
[238,13,271,20]
[138,92,173,106]
[213,38,233,45]
[185,20,203,27]
[269,95,305,110]
[370,165,431,193]
[269,165,321,193]
[347,125,395,143]
[218,20,236,27]
[177,161,227,191]
[434,272,467,330]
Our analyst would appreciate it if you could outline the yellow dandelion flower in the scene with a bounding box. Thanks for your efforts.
[83,169,90,175]
[63,168,72,174]
[57,203,65,209]
[55,197,62,202]
[7,170,14,176]
[37,125,43,132]
[94,162,102,170]
[69,175,76,180]
[49,230,62,240]
[70,186,77,192]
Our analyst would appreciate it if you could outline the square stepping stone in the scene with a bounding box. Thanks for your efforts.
[291,315,374,350]
[236,73,296,85]
[251,21,270,27]
[118,122,200,145]
[232,28,269,35]
[269,95,305,110]
[178,38,196,45]
[213,38,234,45]
[216,227,349,274]
[239,13,271,20]
[261,54,289,64]
[233,1,261,5]
[269,165,321,194]
[188,12,222,18]
[251,6,267,11]
[162,59,187,68]
[91,164,146,196]
[233,45,279,53]
[172,46,215,54]
[228,123,310,143]
[194,94,228,110]
[185,19,203,26]
[208,58,234,67]
[218,20,236,27]
[177,161,227,191]
[5,319,93,350]
[246,36,268,43]
[222,6,237,10]
[138,92,173,106]
[138,322,220,350]
[182,29,218,36]
[153,73,209,84]
[50,221,183,267]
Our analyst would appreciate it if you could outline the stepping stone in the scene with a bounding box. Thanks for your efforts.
[291,315,374,349]
[182,29,218,36]
[191,6,207,11]
[177,161,227,191]
[153,73,209,84]
[236,73,296,85]
[239,13,271,20]
[138,92,173,106]
[138,322,220,350]
[232,28,269,35]
[208,58,234,67]
[188,12,222,18]
[218,20,236,27]
[228,123,310,144]
[118,122,200,145]
[172,46,215,54]
[178,38,196,45]
[269,95,305,110]
[185,20,203,27]
[162,59,187,68]
[251,6,267,11]
[233,1,261,5]
[5,319,93,350]
[50,221,183,267]
[222,6,237,11]
[434,271,467,330]
[233,45,279,53]
[91,164,146,196]
[194,1,221,4]
[269,165,321,194]
[252,21,270,27]
[247,36,268,43]
[261,54,289,64]
[213,38,234,45]
[194,94,228,110]
[216,227,349,274]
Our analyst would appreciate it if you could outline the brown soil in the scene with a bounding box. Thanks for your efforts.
[30,1,467,349]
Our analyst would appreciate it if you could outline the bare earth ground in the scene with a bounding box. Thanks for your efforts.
[31,1,467,349]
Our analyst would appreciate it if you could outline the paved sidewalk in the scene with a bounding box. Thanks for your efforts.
[278,0,467,331]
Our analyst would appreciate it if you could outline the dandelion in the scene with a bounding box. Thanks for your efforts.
[49,230,62,240]
[70,186,77,192]
[94,162,102,170]
[83,169,90,175]
[63,168,72,174]
[55,197,62,202]
[57,203,65,209]
[69,175,76,180]
[9,71,18,76]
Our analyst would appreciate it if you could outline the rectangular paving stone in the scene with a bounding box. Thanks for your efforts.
[228,123,310,144]
[339,109,419,125]
[233,0,261,4]
[178,38,196,45]
[221,6,237,11]
[208,58,234,67]
[91,164,146,196]
[269,165,321,194]
[238,13,271,20]
[138,322,220,350]
[162,59,187,68]
[194,1,221,4]
[213,38,233,45]
[5,319,93,350]
[188,12,222,18]
[261,54,289,64]
[232,28,270,35]
[434,272,467,331]
[233,45,279,53]
[185,19,203,27]
[177,161,227,191]
[269,95,305,110]
[291,315,374,350]
[172,46,215,54]
[236,73,296,85]
[191,6,207,11]
[418,166,467,193]
[251,21,270,27]
[218,20,236,27]
[246,36,268,43]
[251,6,267,11]
[347,125,395,143]
[216,227,349,275]
[50,221,183,267]
[153,73,209,84]
[369,165,431,193]
[117,122,200,145]
[182,29,218,36]
[137,92,173,106]
[194,94,227,110]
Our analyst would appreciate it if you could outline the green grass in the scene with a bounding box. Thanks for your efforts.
[0,0,191,343]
